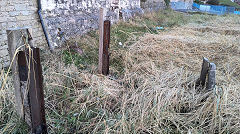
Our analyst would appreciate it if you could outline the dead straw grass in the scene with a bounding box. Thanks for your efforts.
[40,14,240,133]
[1,12,240,133]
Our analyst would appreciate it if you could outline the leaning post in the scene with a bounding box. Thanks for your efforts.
[7,28,29,120]
[7,28,47,133]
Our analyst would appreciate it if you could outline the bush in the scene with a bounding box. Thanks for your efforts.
[207,0,220,5]
[164,0,170,8]
[194,0,205,4]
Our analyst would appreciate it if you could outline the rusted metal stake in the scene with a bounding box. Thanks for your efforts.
[27,48,47,134]
[196,57,210,87]
[102,20,111,75]
[18,51,28,81]
[18,51,31,125]
[207,63,216,90]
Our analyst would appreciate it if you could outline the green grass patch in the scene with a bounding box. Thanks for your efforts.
[63,43,98,70]
[207,0,240,8]
[219,0,240,8]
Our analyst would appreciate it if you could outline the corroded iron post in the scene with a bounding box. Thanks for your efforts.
[102,20,111,75]
[27,48,47,134]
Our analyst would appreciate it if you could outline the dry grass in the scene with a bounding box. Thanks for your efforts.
[1,11,240,133]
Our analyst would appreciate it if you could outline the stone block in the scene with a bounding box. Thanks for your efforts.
[21,11,31,16]
[0,45,8,50]
[7,22,17,28]
[7,17,17,22]
[28,6,37,11]
[0,1,7,6]
[5,6,15,12]
[15,4,27,11]
[9,11,20,16]
[16,15,30,21]
[0,17,7,23]
[0,12,8,17]
[0,34,7,41]
[0,49,9,57]
[3,60,10,67]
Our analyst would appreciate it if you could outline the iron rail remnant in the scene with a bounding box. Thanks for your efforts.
[18,48,47,134]
[102,20,111,75]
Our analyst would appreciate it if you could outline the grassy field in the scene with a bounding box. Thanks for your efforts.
[1,10,240,133]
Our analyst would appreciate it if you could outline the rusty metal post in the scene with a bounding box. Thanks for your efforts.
[207,63,216,90]
[102,20,111,75]
[18,51,31,125]
[18,51,28,81]
[27,48,47,134]
[196,57,210,87]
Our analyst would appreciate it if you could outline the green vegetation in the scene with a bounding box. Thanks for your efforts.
[218,0,240,8]
[194,0,205,5]
[164,0,171,8]
[63,44,98,70]
[207,0,240,8]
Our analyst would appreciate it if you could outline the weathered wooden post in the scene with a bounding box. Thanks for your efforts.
[207,63,216,90]
[7,28,29,120]
[98,8,104,74]
[98,8,110,75]
[196,57,216,90]
[196,57,210,87]
[7,28,47,133]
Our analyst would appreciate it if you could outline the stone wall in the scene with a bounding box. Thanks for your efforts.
[141,0,166,11]
[0,0,166,67]
[0,0,46,68]
[41,0,145,47]
[170,0,193,3]
[170,0,193,10]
